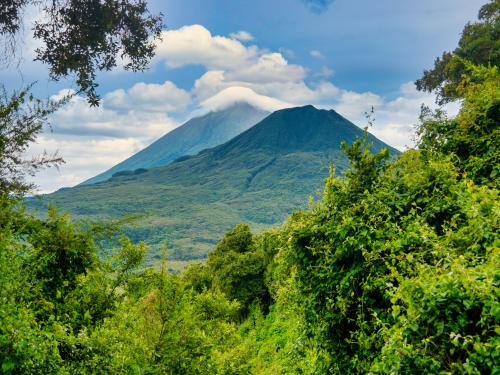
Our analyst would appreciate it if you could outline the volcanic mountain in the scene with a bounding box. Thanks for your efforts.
[82,102,269,185]
[28,105,398,263]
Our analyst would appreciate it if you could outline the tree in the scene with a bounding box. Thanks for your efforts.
[416,61,499,187]
[0,85,68,197]
[206,224,270,315]
[288,144,499,373]
[1,0,163,106]
[415,0,499,103]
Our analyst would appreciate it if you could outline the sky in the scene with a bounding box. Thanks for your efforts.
[1,0,485,193]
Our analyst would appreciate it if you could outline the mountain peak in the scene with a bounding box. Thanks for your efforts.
[209,104,391,158]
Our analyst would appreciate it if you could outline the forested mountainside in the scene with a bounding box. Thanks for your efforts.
[27,105,397,262]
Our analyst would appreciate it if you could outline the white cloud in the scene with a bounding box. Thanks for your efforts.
[49,92,178,139]
[200,87,292,113]
[226,53,306,83]
[29,135,146,193]
[310,49,324,58]
[193,70,226,101]
[193,74,339,106]
[332,82,460,150]
[334,90,384,120]
[105,81,191,113]
[229,30,255,42]
[154,25,304,84]
[155,25,259,70]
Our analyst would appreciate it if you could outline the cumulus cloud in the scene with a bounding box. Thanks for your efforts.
[154,25,304,84]
[193,70,226,101]
[29,135,146,193]
[226,53,306,83]
[49,92,178,138]
[200,87,292,113]
[105,81,191,113]
[229,30,255,42]
[155,25,259,70]
[193,71,338,106]
[332,82,460,150]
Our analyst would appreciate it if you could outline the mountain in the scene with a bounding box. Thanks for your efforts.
[27,105,399,264]
[82,102,269,185]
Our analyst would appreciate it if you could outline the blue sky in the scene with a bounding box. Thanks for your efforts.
[2,0,484,192]
[148,0,482,97]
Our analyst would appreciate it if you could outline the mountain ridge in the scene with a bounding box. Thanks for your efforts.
[82,102,269,185]
[28,105,399,262]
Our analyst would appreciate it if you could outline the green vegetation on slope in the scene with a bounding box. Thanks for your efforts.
[82,102,269,185]
[28,106,396,262]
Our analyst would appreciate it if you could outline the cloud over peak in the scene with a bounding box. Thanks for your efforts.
[200,87,292,113]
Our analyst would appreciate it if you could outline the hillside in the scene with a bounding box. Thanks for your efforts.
[82,102,269,185]
[27,105,398,262]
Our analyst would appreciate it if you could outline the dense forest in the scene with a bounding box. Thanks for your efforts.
[1,1,499,374]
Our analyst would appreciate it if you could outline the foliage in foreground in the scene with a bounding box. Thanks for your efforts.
[1,62,498,374]
[0,85,68,196]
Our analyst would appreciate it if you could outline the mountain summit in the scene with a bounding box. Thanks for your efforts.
[82,102,269,185]
[211,105,390,156]
[29,105,398,262]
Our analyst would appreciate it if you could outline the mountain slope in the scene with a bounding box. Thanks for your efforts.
[82,102,269,185]
[28,106,399,263]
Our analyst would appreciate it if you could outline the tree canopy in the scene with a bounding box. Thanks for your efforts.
[415,0,499,103]
[0,85,67,196]
[0,0,163,105]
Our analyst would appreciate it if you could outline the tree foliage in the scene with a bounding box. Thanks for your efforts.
[416,63,499,187]
[288,147,499,373]
[0,85,68,197]
[0,0,163,105]
[415,0,499,103]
